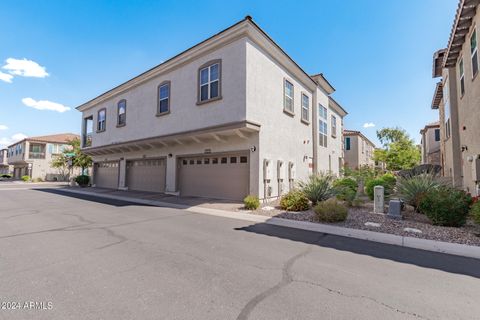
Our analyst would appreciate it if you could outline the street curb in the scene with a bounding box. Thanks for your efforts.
[57,188,480,259]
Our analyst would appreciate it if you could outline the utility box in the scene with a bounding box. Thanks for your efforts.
[288,162,295,180]
[472,156,480,182]
[263,159,271,181]
[277,160,284,180]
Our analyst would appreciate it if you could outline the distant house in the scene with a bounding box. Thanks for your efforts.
[0,149,10,175]
[420,122,441,166]
[343,130,376,170]
[7,133,80,181]
[431,0,480,195]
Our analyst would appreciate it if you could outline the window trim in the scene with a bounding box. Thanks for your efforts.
[283,78,295,116]
[345,137,351,151]
[459,57,465,97]
[331,115,337,138]
[197,59,222,105]
[117,99,127,127]
[470,26,478,79]
[157,80,171,116]
[300,92,310,124]
[97,108,106,133]
[318,104,328,148]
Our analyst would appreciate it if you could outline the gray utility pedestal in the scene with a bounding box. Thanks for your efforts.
[387,200,402,220]
[373,186,384,214]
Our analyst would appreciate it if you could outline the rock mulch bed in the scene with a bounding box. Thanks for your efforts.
[244,200,480,246]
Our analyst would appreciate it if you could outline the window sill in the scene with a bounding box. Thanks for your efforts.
[283,109,295,117]
[196,96,222,106]
[331,134,337,139]
[156,110,171,117]
[300,119,310,125]
[116,123,126,128]
[96,130,105,133]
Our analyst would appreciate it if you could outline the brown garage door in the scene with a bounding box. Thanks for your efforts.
[95,161,119,189]
[179,153,249,201]
[127,158,166,193]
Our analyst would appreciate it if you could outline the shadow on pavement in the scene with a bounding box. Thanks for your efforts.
[235,222,480,278]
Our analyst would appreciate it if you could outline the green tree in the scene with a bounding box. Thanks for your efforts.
[50,138,92,176]
[374,127,420,171]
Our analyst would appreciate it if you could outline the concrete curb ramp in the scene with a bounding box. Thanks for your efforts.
[59,188,480,260]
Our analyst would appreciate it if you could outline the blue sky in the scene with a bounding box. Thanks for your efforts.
[0,0,458,148]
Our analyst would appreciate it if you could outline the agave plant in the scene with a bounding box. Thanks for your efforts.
[396,173,449,210]
[298,173,336,205]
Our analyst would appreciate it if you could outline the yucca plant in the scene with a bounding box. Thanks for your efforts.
[298,173,336,205]
[396,173,448,211]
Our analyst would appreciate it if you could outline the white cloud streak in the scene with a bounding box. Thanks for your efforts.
[0,125,8,130]
[363,122,376,128]
[0,71,13,83]
[22,97,70,113]
[0,133,28,149]
[3,58,49,78]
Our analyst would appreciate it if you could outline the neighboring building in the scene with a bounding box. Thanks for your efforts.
[343,130,376,170]
[420,122,441,166]
[7,133,79,181]
[76,16,348,201]
[0,149,10,175]
[431,0,480,195]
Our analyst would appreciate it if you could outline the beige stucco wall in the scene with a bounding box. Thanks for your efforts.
[421,126,440,166]
[344,134,375,169]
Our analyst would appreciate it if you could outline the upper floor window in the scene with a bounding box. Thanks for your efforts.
[459,58,465,96]
[434,128,440,142]
[284,80,294,113]
[97,109,106,132]
[443,79,451,139]
[158,82,170,115]
[198,61,221,103]
[471,28,478,78]
[48,144,64,154]
[345,137,351,150]
[117,100,126,126]
[361,140,365,154]
[301,93,309,122]
[331,115,337,138]
[318,104,328,147]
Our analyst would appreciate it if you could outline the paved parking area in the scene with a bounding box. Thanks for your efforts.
[1,185,480,320]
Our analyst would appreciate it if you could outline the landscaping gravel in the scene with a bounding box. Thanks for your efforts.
[246,200,480,246]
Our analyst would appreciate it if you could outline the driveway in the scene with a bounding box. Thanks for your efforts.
[1,184,480,320]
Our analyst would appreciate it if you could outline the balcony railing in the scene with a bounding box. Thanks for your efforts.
[29,152,45,159]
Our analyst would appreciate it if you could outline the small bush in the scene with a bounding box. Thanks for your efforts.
[381,173,396,190]
[33,177,44,183]
[314,199,348,222]
[335,187,356,206]
[75,175,90,187]
[1,174,11,178]
[280,190,310,211]
[21,175,30,182]
[471,202,480,225]
[396,173,446,210]
[333,178,358,193]
[298,173,336,205]
[243,195,260,210]
[365,178,391,200]
[418,187,472,227]
[351,198,365,207]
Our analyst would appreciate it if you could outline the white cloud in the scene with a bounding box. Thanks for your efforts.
[3,58,49,78]
[363,122,376,128]
[22,97,70,113]
[0,71,13,83]
[0,133,28,148]
[0,125,8,130]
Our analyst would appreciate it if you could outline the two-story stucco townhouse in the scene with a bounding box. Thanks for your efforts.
[343,130,376,170]
[77,16,348,201]
[7,133,79,181]
[0,148,10,175]
[420,122,441,166]
[431,0,480,195]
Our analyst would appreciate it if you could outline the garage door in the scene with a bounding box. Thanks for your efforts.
[95,161,119,189]
[127,158,166,193]
[179,153,249,201]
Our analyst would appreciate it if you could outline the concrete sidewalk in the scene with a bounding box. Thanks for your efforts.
[56,187,480,259]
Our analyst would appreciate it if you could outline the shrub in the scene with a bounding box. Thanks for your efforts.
[243,195,260,210]
[351,198,365,207]
[21,175,30,182]
[365,178,391,200]
[1,174,11,178]
[335,187,356,206]
[75,175,90,187]
[33,177,43,183]
[396,173,446,210]
[333,178,358,193]
[298,173,336,205]
[472,202,480,225]
[418,187,472,227]
[314,199,348,222]
[381,173,396,189]
[280,190,310,211]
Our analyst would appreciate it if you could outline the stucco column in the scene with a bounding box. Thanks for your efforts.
[165,156,177,194]
[312,91,318,174]
[118,158,127,190]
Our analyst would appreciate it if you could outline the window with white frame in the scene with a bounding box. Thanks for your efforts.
[301,93,309,122]
[199,61,220,102]
[443,79,451,138]
[459,58,465,96]
[158,82,170,114]
[97,109,106,132]
[117,99,126,126]
[331,115,337,137]
[318,104,328,147]
[471,28,478,77]
[284,80,294,113]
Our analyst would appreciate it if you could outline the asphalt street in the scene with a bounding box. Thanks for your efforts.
[1,184,480,320]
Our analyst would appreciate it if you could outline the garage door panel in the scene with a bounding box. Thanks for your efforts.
[127,158,166,193]
[95,161,119,189]
[179,154,249,201]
